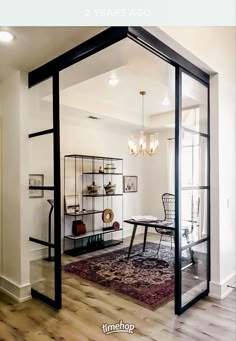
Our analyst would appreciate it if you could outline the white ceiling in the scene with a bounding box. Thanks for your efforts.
[58,38,176,127]
[0,26,105,81]
[57,38,199,128]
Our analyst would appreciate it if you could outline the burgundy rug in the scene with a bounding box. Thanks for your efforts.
[63,242,174,310]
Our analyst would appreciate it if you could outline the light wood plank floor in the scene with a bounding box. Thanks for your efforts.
[0,233,235,341]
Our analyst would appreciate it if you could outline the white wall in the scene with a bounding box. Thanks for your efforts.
[27,94,175,261]
[149,26,236,298]
[0,71,31,301]
[61,111,145,239]
[28,108,146,252]
[143,129,174,219]
[28,102,173,258]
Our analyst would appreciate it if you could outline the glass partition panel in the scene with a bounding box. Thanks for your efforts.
[29,134,54,187]
[182,73,208,134]
[176,69,210,314]
[30,253,55,301]
[181,132,208,187]
[28,76,60,309]
[29,190,55,243]
[29,78,53,132]
[181,189,208,247]
[181,241,207,306]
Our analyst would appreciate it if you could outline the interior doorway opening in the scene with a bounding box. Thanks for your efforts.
[28,27,210,315]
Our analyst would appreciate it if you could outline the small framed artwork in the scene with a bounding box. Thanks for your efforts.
[123,176,138,193]
[29,174,44,198]
[65,195,80,215]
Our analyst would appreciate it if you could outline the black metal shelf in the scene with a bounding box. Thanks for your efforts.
[65,210,103,217]
[64,240,123,257]
[83,172,123,175]
[64,154,124,257]
[82,193,123,197]
[64,154,122,161]
[64,228,123,240]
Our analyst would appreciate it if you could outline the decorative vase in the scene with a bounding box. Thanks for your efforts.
[87,181,101,194]
[104,181,116,195]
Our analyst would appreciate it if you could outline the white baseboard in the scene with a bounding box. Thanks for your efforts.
[0,276,31,302]
[209,273,236,299]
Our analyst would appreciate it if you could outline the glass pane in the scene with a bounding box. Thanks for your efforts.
[181,189,208,246]
[29,189,55,300]
[29,78,53,131]
[181,132,208,187]
[29,78,54,187]
[181,241,207,306]
[182,73,208,134]
[29,190,55,243]
[179,71,209,313]
[29,134,54,187]
[30,258,55,301]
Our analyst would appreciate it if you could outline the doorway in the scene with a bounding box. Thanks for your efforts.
[28,27,210,314]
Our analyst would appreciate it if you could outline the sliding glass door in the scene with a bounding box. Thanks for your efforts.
[175,68,210,314]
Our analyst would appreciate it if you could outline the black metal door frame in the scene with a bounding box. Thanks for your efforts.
[28,26,210,313]
[174,67,210,314]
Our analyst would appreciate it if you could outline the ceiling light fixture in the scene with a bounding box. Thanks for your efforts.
[162,95,170,106]
[108,76,119,87]
[128,91,159,156]
[0,30,14,43]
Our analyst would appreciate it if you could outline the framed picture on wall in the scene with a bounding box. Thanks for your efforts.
[29,174,44,198]
[123,176,138,193]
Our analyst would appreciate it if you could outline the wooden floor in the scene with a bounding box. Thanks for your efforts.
[0,234,235,341]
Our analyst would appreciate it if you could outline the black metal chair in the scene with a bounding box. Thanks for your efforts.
[155,193,200,257]
[155,193,175,255]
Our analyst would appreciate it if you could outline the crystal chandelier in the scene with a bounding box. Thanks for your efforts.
[128,91,159,156]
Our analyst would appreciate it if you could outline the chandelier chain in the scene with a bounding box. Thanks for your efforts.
[128,90,158,156]
[142,94,144,130]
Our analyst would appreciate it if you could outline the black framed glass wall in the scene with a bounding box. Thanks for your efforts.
[175,69,210,314]
[28,27,210,313]
[28,74,61,310]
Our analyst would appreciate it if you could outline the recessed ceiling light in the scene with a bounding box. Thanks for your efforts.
[108,77,119,87]
[0,30,14,43]
[162,96,170,106]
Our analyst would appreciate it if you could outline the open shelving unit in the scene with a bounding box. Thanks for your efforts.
[63,154,123,256]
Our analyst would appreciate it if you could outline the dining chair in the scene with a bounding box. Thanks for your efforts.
[155,193,200,257]
[155,193,175,255]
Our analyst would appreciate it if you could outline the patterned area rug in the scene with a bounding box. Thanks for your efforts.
[64,242,174,310]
